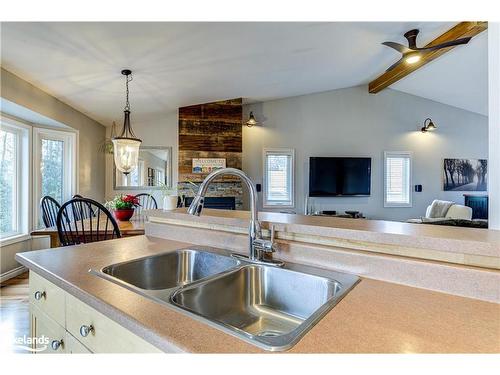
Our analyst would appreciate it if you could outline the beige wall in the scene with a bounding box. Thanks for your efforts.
[488,23,500,229]
[0,237,49,280]
[243,86,488,221]
[1,68,106,201]
[105,110,178,206]
[1,68,106,278]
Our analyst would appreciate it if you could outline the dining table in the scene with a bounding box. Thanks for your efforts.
[30,217,146,248]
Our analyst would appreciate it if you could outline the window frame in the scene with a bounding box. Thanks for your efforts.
[0,117,32,244]
[33,127,78,229]
[262,148,295,209]
[383,151,413,208]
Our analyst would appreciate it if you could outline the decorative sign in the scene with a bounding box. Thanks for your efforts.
[192,158,226,173]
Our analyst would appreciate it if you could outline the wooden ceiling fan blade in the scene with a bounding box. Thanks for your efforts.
[385,57,404,72]
[417,37,472,51]
[382,41,412,54]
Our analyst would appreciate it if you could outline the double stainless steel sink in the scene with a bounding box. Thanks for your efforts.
[101,249,238,290]
[91,247,359,351]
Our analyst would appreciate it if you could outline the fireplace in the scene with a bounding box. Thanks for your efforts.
[183,196,236,210]
[178,99,243,210]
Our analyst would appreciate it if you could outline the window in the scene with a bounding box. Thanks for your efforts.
[263,148,295,208]
[384,151,412,207]
[0,127,19,237]
[33,128,77,228]
[0,120,30,241]
[0,116,77,241]
[40,138,64,203]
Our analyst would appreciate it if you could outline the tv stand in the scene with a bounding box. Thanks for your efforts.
[310,210,365,219]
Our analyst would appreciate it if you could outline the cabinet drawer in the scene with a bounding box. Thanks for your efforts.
[65,293,161,353]
[31,304,66,354]
[64,332,92,353]
[29,271,65,326]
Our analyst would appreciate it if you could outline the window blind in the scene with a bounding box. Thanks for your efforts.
[384,152,411,206]
[263,149,294,207]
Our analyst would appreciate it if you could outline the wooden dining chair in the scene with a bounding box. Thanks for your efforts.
[40,196,61,228]
[71,194,96,220]
[56,197,121,246]
[134,193,158,219]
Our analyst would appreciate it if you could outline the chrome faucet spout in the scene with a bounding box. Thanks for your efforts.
[187,195,204,216]
[187,168,278,264]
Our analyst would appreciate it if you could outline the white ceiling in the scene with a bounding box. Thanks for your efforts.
[0,22,488,127]
[391,30,488,116]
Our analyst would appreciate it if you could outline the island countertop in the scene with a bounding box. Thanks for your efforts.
[16,235,500,353]
[146,209,500,257]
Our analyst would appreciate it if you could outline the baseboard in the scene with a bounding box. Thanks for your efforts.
[0,266,28,283]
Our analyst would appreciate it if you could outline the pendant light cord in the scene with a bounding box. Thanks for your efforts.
[124,73,133,112]
[119,71,138,139]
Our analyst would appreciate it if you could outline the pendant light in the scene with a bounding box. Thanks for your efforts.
[112,69,142,175]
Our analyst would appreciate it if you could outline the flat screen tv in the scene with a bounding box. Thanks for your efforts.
[309,157,371,197]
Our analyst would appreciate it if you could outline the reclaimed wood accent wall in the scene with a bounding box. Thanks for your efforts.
[178,98,242,183]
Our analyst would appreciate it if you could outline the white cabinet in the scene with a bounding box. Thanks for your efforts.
[29,271,162,353]
[30,304,66,354]
[64,332,92,353]
[66,292,161,353]
[29,271,65,325]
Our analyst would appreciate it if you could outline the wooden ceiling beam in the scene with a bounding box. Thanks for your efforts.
[368,21,488,94]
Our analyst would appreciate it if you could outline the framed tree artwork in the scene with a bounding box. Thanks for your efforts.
[443,159,487,191]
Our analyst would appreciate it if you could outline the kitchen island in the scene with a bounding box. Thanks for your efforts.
[16,226,500,353]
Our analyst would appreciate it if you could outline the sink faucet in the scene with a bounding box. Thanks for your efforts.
[187,168,282,266]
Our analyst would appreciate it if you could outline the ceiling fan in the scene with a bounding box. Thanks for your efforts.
[382,28,472,71]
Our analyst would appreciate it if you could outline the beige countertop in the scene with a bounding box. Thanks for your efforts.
[146,209,500,258]
[16,235,500,353]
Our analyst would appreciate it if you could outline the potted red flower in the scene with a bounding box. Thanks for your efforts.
[105,194,140,221]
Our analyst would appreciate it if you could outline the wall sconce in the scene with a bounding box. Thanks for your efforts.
[421,118,437,133]
[245,112,258,127]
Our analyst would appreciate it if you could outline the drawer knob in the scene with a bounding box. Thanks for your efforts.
[80,324,94,337]
[34,291,46,300]
[51,339,63,351]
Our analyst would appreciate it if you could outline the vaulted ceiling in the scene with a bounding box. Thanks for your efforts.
[0,22,488,127]
[391,29,487,116]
